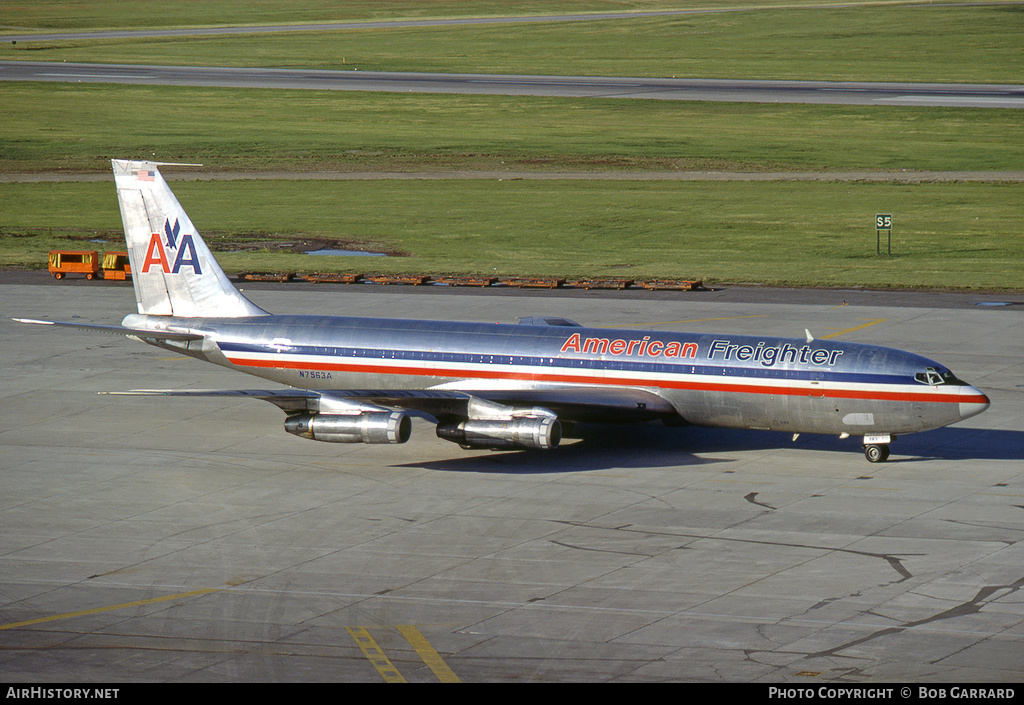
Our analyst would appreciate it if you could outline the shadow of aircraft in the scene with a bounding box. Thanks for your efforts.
[397,422,1019,474]
[889,426,1024,462]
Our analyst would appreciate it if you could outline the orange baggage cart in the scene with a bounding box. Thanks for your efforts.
[101,251,132,280]
[48,250,100,280]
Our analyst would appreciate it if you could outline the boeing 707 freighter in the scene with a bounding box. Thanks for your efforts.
[15,160,990,463]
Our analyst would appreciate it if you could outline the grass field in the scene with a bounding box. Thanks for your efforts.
[5,3,1023,83]
[4,0,1002,30]
[3,179,1020,290]
[0,0,733,29]
[2,83,1022,174]
[2,1,1021,290]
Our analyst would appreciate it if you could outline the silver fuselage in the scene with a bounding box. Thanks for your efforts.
[124,312,989,437]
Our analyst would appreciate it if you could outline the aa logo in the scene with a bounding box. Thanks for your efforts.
[141,219,203,274]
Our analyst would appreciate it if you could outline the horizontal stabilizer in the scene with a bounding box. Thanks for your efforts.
[13,318,203,342]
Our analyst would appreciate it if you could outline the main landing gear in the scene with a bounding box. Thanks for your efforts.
[862,434,894,463]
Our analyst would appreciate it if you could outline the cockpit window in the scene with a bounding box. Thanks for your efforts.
[914,367,963,385]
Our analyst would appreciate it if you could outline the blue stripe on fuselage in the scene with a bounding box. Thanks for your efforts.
[216,340,908,387]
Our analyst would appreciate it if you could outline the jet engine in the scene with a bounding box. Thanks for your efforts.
[436,416,561,450]
[284,411,411,444]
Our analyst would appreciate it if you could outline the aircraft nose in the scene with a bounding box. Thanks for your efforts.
[959,385,991,420]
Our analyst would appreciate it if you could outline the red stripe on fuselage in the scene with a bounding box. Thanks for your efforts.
[223,355,980,406]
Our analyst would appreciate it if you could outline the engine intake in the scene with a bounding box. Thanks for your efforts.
[436,416,561,450]
[285,412,411,444]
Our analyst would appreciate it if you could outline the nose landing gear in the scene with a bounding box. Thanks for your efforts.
[863,434,894,463]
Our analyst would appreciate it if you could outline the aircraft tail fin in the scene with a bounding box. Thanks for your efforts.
[112,159,268,318]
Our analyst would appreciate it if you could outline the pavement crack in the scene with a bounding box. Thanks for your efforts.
[744,492,776,510]
[552,520,916,581]
[807,574,1024,660]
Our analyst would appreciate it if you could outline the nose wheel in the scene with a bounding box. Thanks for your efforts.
[861,434,893,463]
[863,443,890,463]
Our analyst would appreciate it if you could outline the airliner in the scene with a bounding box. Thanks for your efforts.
[15,160,990,463]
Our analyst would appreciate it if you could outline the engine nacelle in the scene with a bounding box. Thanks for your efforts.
[284,412,411,444]
[436,416,561,450]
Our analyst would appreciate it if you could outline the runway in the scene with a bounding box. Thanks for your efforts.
[3,60,1022,109]
[2,275,1021,682]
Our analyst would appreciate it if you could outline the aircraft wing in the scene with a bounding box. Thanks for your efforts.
[105,388,462,416]
[107,385,678,423]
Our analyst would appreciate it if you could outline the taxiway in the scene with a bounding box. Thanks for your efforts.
[3,61,1021,109]
[1,276,1021,682]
